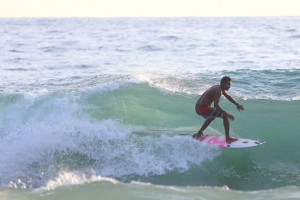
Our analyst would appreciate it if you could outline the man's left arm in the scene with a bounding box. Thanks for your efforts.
[222,91,244,111]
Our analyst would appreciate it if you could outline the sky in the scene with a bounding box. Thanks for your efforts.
[1,0,300,18]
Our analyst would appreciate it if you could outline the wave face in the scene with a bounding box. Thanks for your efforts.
[0,89,219,188]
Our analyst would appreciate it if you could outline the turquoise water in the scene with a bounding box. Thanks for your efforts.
[0,18,300,199]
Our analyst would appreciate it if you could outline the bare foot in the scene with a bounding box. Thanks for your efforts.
[226,137,238,143]
[192,132,203,139]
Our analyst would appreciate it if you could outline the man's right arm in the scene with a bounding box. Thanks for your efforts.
[213,93,226,114]
[213,92,234,120]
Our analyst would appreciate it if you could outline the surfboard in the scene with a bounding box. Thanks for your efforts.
[196,135,265,148]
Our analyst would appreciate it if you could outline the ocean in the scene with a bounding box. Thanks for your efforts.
[0,17,299,199]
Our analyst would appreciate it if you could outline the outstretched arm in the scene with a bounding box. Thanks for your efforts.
[222,91,244,111]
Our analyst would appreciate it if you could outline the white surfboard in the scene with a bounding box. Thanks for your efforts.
[196,135,265,148]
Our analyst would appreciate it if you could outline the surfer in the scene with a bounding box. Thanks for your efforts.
[193,76,244,143]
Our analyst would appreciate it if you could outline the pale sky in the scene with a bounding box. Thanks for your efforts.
[1,0,300,18]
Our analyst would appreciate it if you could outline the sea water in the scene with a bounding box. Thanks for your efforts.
[0,17,300,199]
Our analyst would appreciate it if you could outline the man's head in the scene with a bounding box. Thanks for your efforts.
[220,76,231,91]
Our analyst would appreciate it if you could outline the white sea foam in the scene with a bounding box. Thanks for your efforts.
[0,93,131,188]
[0,91,220,189]
[43,171,120,190]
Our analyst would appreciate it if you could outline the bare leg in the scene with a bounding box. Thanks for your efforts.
[223,115,238,143]
[224,115,230,138]
[193,117,215,139]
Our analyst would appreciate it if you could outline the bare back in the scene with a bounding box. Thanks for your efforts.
[196,85,221,106]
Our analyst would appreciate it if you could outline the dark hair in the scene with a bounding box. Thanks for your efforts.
[220,76,231,85]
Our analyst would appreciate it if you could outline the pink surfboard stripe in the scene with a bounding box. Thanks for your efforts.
[207,136,226,147]
[196,134,265,148]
